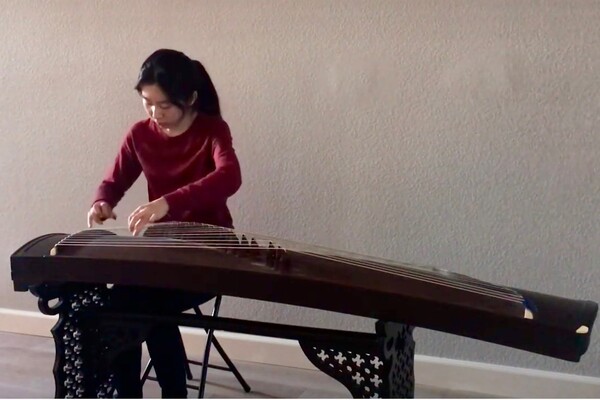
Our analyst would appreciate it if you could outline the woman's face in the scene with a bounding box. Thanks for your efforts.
[139,84,187,130]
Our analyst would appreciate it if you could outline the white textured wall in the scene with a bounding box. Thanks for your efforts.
[1,0,598,378]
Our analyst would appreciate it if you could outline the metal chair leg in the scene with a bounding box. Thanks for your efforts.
[190,304,251,394]
[197,296,221,398]
[139,295,251,397]
[206,335,251,392]
[139,334,194,385]
[181,332,195,381]
[140,358,154,384]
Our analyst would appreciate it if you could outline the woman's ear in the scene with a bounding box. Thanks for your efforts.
[188,91,198,106]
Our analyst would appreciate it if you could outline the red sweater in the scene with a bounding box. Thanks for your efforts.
[93,114,242,228]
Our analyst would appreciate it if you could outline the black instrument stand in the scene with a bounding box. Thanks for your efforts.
[299,322,415,398]
[32,283,415,399]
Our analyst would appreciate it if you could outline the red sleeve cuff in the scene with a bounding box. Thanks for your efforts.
[163,190,188,219]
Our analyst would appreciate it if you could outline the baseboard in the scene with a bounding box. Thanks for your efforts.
[1,308,598,398]
[0,307,59,337]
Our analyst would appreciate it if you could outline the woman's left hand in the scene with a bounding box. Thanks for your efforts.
[128,197,169,235]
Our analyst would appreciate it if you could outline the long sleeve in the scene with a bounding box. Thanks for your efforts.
[92,131,143,208]
[162,124,242,216]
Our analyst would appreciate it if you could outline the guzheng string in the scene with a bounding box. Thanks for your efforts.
[57,225,521,302]
[55,223,523,303]
[146,224,523,302]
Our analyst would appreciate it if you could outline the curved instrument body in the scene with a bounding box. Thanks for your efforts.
[10,222,597,362]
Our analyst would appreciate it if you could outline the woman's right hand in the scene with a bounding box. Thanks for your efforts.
[87,201,117,228]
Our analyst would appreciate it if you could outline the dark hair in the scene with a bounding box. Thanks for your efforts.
[135,49,221,117]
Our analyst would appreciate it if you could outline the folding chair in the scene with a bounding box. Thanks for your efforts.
[141,295,251,398]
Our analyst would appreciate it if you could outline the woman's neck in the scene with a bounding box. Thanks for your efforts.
[162,110,198,137]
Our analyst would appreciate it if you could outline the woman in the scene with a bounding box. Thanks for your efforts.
[87,49,242,398]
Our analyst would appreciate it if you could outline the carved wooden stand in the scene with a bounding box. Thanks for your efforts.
[32,283,415,399]
[299,322,415,398]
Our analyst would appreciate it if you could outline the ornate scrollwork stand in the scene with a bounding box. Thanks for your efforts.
[33,283,152,398]
[32,283,415,399]
[299,322,415,398]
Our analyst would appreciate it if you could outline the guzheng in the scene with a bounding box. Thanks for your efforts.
[11,222,597,362]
